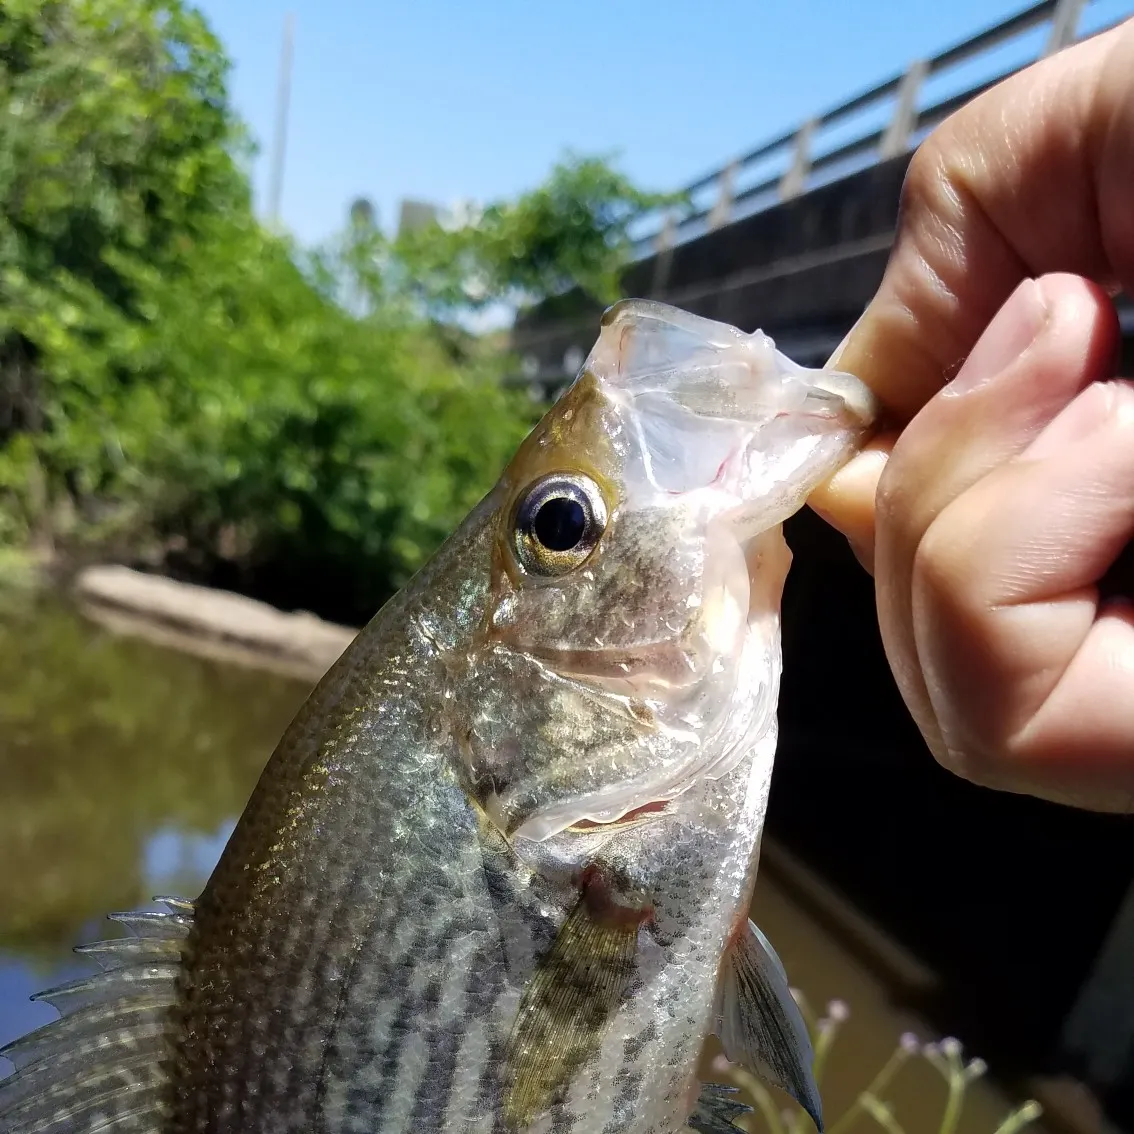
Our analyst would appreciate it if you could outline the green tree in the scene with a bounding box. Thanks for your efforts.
[0,0,248,394]
[392,153,686,319]
[0,0,676,623]
[0,0,251,543]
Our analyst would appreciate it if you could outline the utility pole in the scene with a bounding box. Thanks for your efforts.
[267,12,295,226]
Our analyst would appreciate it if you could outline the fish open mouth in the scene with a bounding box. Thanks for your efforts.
[563,798,671,834]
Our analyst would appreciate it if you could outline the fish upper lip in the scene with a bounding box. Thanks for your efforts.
[593,299,879,432]
[804,371,879,430]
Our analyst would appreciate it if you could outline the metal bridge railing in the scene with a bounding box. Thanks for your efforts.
[507,0,1133,399]
[626,0,1127,261]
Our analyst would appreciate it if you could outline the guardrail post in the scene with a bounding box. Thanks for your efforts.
[1044,0,1087,54]
[779,120,815,200]
[649,212,677,296]
[708,161,738,230]
[881,58,928,158]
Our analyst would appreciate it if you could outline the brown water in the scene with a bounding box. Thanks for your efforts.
[0,595,1041,1134]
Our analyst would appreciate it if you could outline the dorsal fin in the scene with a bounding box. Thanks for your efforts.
[0,896,194,1133]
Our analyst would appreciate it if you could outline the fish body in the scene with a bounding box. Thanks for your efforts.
[0,300,876,1134]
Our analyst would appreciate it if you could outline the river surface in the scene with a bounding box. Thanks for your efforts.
[0,594,1042,1134]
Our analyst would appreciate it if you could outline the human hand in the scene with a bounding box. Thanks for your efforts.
[808,19,1134,812]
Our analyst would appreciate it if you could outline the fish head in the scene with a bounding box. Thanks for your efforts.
[464,299,876,844]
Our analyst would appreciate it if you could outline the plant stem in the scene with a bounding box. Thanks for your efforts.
[826,1045,913,1134]
[861,1094,908,1134]
[993,1101,1044,1134]
[728,1065,783,1134]
[936,1048,967,1134]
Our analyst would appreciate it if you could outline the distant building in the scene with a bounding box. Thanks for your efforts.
[348,197,377,230]
[396,199,440,237]
[442,198,483,231]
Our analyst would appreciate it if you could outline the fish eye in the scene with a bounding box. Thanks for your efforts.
[511,473,608,576]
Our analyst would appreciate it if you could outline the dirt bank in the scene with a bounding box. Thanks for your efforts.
[74,565,358,683]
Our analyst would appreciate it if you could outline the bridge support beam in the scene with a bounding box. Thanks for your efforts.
[1059,879,1134,1121]
[881,59,928,158]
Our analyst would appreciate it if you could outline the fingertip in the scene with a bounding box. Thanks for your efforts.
[807,434,895,573]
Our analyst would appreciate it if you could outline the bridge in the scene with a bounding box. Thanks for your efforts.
[509,0,1134,401]
[509,4,1134,1133]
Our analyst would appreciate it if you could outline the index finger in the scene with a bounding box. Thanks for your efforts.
[811,17,1134,542]
[841,16,1134,417]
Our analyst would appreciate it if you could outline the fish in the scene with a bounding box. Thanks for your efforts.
[0,298,877,1134]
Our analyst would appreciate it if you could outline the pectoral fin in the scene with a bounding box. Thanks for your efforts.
[502,872,648,1130]
[712,919,822,1131]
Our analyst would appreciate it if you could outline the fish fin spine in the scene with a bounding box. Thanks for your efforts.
[687,1082,753,1133]
[0,896,195,1134]
[712,918,824,1132]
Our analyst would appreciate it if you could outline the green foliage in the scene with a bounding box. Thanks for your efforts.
[0,0,248,399]
[393,153,686,316]
[0,202,535,618]
[0,0,255,543]
[0,0,670,620]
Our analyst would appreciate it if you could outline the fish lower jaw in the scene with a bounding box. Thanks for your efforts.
[564,798,671,832]
[496,792,673,843]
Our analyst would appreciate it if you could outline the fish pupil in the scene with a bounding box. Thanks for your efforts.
[534,496,587,551]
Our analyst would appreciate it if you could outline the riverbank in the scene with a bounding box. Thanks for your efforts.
[73,564,357,684]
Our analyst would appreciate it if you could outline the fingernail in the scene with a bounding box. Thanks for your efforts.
[947,278,1048,395]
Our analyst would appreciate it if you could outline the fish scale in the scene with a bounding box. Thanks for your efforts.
[0,300,877,1133]
[332,917,500,1129]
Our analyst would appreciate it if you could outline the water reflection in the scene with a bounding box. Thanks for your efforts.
[0,595,310,1052]
[144,821,237,890]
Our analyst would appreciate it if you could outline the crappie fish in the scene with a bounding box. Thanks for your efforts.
[0,299,876,1134]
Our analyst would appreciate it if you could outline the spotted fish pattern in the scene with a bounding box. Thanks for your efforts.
[0,299,876,1133]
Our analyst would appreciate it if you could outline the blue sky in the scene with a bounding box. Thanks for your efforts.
[192,0,1130,248]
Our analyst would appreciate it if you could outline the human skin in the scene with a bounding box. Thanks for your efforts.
[806,18,1134,813]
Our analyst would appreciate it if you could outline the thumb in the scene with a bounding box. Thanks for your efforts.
[807,433,893,572]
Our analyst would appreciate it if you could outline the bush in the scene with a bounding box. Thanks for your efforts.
[0,0,687,622]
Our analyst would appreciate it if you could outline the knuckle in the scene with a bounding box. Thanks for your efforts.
[898,129,967,234]
[873,444,917,535]
[899,141,944,217]
[910,507,968,609]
